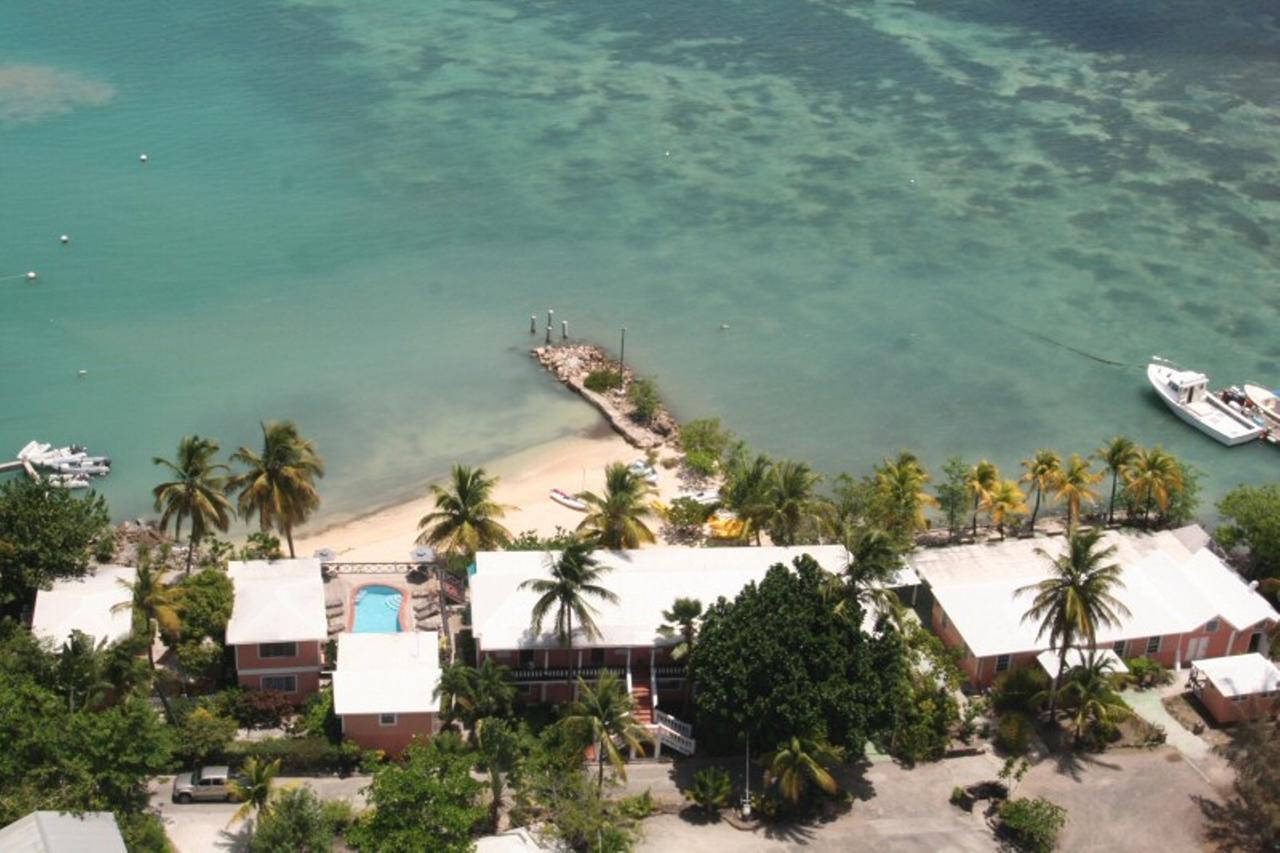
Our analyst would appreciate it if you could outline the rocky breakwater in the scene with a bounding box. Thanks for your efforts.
[532,343,679,450]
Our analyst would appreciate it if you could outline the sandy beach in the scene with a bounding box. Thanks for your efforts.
[294,422,689,563]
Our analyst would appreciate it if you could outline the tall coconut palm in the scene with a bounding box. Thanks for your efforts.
[828,527,905,626]
[1058,653,1133,747]
[1122,446,1183,527]
[519,541,617,682]
[56,630,112,712]
[1096,436,1139,526]
[560,672,650,790]
[417,465,513,557]
[576,463,656,549]
[112,547,182,723]
[984,480,1029,541]
[153,435,233,574]
[433,661,477,730]
[723,453,775,544]
[766,460,829,546]
[1050,453,1102,531]
[228,756,282,825]
[658,597,703,707]
[966,460,1000,537]
[230,421,325,558]
[762,734,844,805]
[870,452,936,545]
[1017,529,1130,720]
[1019,449,1061,533]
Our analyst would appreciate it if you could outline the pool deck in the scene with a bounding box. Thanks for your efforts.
[324,570,447,637]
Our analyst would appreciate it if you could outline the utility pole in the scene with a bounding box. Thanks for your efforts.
[620,327,626,368]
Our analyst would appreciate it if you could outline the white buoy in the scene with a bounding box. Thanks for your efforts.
[60,234,70,245]
[139,153,149,163]
[78,370,88,378]
[25,271,37,281]
[719,323,730,330]
[664,150,671,158]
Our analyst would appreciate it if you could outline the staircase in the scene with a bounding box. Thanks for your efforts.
[631,682,654,725]
[652,709,696,756]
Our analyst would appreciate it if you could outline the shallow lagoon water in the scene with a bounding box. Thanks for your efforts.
[1,1,1278,523]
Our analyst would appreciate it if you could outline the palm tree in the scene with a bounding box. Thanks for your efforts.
[984,480,1029,541]
[766,460,827,546]
[417,465,513,557]
[1050,453,1101,531]
[1019,450,1061,533]
[113,547,182,723]
[1017,529,1130,720]
[1096,436,1139,526]
[722,453,775,544]
[762,734,844,805]
[658,597,703,707]
[433,661,476,731]
[433,658,515,736]
[966,460,1000,537]
[474,717,518,831]
[559,672,650,790]
[1123,446,1183,527]
[230,421,325,558]
[870,452,936,545]
[1057,653,1133,747]
[153,435,234,574]
[56,630,112,712]
[520,542,617,683]
[828,527,905,626]
[576,463,656,549]
[228,756,282,824]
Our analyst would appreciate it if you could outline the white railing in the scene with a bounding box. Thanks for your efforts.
[654,709,692,738]
[652,723,696,755]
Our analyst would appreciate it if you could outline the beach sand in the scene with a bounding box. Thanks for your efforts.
[294,422,689,562]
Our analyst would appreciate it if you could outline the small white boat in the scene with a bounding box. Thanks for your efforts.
[47,473,91,490]
[1244,383,1280,428]
[627,459,659,485]
[1147,360,1263,446]
[676,489,721,507]
[549,488,587,512]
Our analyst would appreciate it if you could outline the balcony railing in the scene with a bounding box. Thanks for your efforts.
[508,665,626,683]
[653,664,687,678]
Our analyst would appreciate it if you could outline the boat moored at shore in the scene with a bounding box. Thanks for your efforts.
[1147,360,1263,447]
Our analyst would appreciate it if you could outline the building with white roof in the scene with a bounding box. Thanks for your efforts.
[1189,653,1280,723]
[333,631,443,753]
[227,559,328,700]
[0,811,126,853]
[912,527,1277,687]
[31,565,135,647]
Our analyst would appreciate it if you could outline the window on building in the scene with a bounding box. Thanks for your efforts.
[995,654,1012,673]
[1112,640,1127,657]
[261,675,297,693]
[1205,619,1220,633]
[379,713,397,726]
[519,649,536,669]
[259,642,298,659]
[591,648,605,667]
[1146,636,1161,655]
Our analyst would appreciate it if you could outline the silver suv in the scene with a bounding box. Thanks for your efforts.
[171,766,240,804]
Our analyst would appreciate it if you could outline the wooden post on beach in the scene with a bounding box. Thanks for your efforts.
[561,320,568,340]
[530,314,536,334]
[546,309,554,345]
[620,327,626,368]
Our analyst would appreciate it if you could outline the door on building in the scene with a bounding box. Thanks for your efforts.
[1248,632,1263,653]
[1186,636,1209,662]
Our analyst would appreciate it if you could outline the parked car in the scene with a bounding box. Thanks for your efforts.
[171,766,241,804]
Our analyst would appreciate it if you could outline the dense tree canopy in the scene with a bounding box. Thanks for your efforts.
[688,555,897,754]
[0,478,110,615]
[1216,484,1280,582]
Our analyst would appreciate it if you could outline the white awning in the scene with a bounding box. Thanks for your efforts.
[1035,648,1129,679]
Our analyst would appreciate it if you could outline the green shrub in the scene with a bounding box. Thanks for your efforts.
[998,796,1067,853]
[680,418,734,462]
[627,378,661,424]
[320,798,358,836]
[584,368,624,393]
[116,810,172,852]
[176,640,226,686]
[683,449,719,478]
[618,789,656,819]
[686,767,734,817]
[224,736,354,775]
[995,712,1032,756]
[749,791,784,821]
[94,535,117,564]
[239,531,282,561]
[236,689,295,729]
[1125,657,1172,688]
[176,707,238,765]
[665,496,714,529]
[991,666,1050,714]
[949,786,973,812]
[301,687,342,744]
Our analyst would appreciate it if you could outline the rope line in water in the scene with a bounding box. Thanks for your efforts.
[964,305,1135,368]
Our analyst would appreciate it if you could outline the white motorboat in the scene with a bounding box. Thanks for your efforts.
[47,473,91,490]
[676,489,721,507]
[1147,360,1263,446]
[1244,383,1280,429]
[549,488,588,512]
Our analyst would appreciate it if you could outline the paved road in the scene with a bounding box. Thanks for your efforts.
[148,775,369,853]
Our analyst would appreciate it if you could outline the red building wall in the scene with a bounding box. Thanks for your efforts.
[233,640,323,700]
[341,712,438,753]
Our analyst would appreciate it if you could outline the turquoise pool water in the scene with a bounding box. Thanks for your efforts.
[352,585,405,633]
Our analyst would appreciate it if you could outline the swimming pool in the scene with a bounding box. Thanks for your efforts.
[352,585,406,633]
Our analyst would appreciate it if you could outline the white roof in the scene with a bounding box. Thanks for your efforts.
[333,632,442,715]
[0,811,126,853]
[1193,653,1280,698]
[914,527,1278,659]
[226,559,328,645]
[1035,648,1129,679]
[471,546,854,650]
[31,566,135,647]
[476,829,551,853]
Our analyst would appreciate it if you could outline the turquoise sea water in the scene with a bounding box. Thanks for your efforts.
[2,1,1278,524]
[352,585,404,633]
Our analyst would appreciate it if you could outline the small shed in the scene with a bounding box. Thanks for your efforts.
[1189,653,1280,724]
[0,811,127,853]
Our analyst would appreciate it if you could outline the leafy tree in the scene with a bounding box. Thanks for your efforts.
[474,717,519,831]
[762,734,844,805]
[560,672,650,791]
[576,463,656,549]
[679,418,736,477]
[1122,445,1183,527]
[519,542,617,673]
[935,457,970,541]
[239,531,283,561]
[997,797,1067,853]
[152,435,233,574]
[348,737,484,853]
[1154,459,1200,528]
[829,472,875,537]
[0,477,109,615]
[174,565,234,642]
[250,787,334,853]
[1213,719,1280,847]
[1050,453,1101,530]
[177,707,238,765]
[689,556,892,754]
[984,480,1028,540]
[876,623,962,764]
[417,465,513,557]
[229,756,282,824]
[301,686,342,744]
[503,526,579,552]
[115,811,172,853]
[113,547,182,723]
[868,452,935,546]
[685,766,734,817]
[56,630,113,712]
[1019,450,1061,533]
[1096,436,1139,526]
[627,378,661,425]
[230,420,325,559]
[1017,530,1130,720]
[1216,484,1280,581]
[966,460,1000,537]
